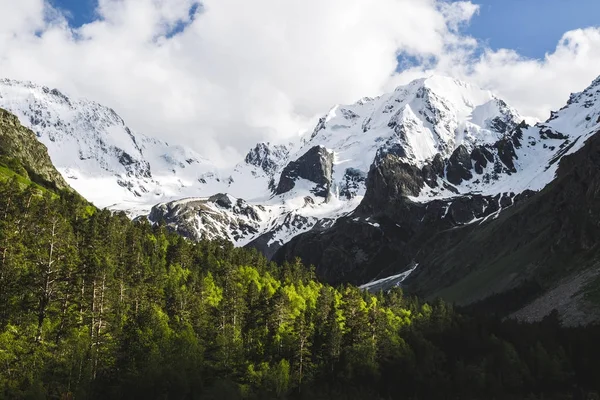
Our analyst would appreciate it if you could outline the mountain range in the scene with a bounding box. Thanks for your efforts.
[2,74,600,324]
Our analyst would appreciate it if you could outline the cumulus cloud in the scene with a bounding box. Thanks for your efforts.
[391,27,600,122]
[0,0,480,164]
[0,0,599,165]
[468,28,600,120]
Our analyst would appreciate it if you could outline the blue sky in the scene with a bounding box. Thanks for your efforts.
[465,0,600,58]
[51,0,600,60]
[13,0,598,159]
[50,0,97,27]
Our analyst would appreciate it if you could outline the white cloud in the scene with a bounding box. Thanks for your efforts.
[0,0,599,166]
[469,28,600,121]
[392,27,600,122]
[0,0,479,165]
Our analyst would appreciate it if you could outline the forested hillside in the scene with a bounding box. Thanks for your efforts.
[0,178,599,400]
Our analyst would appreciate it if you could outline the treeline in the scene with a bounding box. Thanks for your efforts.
[0,177,599,400]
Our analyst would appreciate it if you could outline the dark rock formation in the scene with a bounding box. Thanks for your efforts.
[244,142,288,175]
[274,151,535,287]
[339,168,367,199]
[276,126,600,327]
[209,193,234,209]
[245,214,335,260]
[149,196,263,242]
[495,138,518,173]
[275,146,333,198]
[360,155,425,213]
[446,145,473,184]
[471,146,494,174]
[422,154,445,187]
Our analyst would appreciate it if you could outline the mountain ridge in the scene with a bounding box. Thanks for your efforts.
[0,75,532,258]
[275,73,600,325]
[8,74,600,326]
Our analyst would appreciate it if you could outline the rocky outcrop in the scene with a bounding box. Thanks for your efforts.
[446,145,473,185]
[149,194,264,243]
[471,146,495,174]
[421,154,445,187]
[274,151,534,286]
[494,138,518,173]
[0,108,69,190]
[276,122,600,325]
[275,146,334,198]
[360,155,425,212]
[149,191,344,259]
[244,142,289,175]
[339,168,367,199]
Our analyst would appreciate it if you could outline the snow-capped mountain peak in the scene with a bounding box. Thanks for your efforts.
[6,74,587,260]
[287,75,525,202]
[244,142,289,173]
[0,78,221,211]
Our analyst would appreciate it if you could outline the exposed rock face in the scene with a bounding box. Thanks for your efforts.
[276,118,600,325]
[0,108,69,190]
[274,151,533,285]
[360,155,425,212]
[471,146,495,174]
[244,142,289,176]
[406,129,600,311]
[149,192,344,261]
[272,75,600,325]
[246,215,336,260]
[489,99,520,133]
[149,194,264,243]
[275,146,334,198]
[446,145,473,185]
[494,138,518,173]
[421,154,445,187]
[339,168,367,199]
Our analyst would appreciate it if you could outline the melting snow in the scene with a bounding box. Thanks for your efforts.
[359,263,419,291]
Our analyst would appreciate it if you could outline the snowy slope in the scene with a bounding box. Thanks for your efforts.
[150,185,361,250]
[359,263,419,292]
[410,76,600,202]
[0,79,227,211]
[289,76,524,200]
[0,78,348,248]
[6,74,593,255]
[150,76,547,250]
[290,74,600,208]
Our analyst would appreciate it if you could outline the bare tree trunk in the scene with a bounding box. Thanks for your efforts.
[88,277,96,380]
[2,195,11,221]
[1,246,8,269]
[80,277,85,321]
[299,335,305,386]
[93,272,106,380]
[119,280,124,304]
[90,278,96,339]
[36,219,57,343]
[36,294,48,343]
[56,284,71,343]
